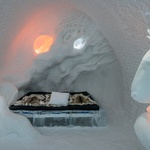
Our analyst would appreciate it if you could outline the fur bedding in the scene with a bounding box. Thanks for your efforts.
[10,92,100,111]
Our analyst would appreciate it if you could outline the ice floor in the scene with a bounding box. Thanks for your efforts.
[0,125,145,150]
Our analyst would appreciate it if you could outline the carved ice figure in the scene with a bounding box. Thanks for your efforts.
[0,95,40,137]
[131,50,150,150]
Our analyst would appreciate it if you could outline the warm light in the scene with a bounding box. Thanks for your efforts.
[34,35,53,54]
[147,106,150,123]
[146,106,150,113]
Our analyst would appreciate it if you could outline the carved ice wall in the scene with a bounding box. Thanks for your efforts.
[0,11,115,92]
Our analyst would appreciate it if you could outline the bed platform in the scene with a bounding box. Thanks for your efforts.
[10,91,106,127]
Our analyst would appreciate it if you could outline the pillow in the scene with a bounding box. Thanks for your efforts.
[49,92,69,106]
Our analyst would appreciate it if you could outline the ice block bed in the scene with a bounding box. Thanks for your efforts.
[10,92,106,127]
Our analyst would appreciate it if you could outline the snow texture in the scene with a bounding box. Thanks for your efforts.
[0,95,40,138]
[0,126,144,150]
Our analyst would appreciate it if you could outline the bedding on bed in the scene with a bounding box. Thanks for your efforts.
[9,91,100,111]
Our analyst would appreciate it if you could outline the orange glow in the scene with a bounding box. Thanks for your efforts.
[146,106,150,123]
[147,106,150,113]
[34,35,53,54]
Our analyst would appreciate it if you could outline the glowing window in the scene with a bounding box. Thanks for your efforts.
[34,35,53,54]
[73,37,86,50]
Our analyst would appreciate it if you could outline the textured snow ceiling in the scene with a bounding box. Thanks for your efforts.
[0,0,150,121]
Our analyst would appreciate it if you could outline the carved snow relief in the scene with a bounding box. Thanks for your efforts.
[0,11,116,96]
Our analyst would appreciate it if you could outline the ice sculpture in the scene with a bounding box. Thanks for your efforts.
[0,95,40,137]
[131,50,150,103]
[131,50,150,150]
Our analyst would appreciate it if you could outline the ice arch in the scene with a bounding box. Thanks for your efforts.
[0,10,123,123]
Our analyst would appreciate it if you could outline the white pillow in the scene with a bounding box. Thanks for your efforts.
[49,92,69,106]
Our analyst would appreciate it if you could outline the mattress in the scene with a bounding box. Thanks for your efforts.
[9,91,100,111]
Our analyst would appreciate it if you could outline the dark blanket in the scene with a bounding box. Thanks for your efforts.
[9,91,99,111]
